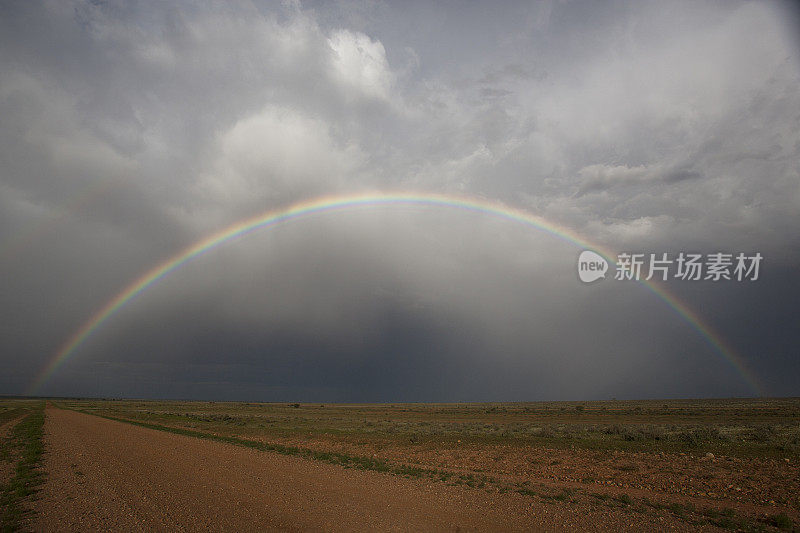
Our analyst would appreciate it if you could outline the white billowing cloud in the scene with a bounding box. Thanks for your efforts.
[328,29,394,100]
[529,3,793,155]
[406,144,496,192]
[483,1,800,254]
[199,105,365,210]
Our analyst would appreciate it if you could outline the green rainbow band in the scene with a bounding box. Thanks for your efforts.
[27,191,762,395]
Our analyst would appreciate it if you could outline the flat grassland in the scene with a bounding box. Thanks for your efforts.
[0,400,46,531]
[54,397,799,531]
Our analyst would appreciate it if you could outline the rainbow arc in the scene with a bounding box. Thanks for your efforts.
[28,192,762,395]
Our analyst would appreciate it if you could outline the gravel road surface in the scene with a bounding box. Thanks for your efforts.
[33,407,701,532]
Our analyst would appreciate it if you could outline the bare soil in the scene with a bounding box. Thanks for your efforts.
[33,407,716,532]
[268,433,799,513]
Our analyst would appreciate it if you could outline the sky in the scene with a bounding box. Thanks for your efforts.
[1,0,798,402]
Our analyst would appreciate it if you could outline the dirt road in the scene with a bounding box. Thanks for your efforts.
[33,407,702,531]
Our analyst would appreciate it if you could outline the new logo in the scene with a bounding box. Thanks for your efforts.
[577,250,608,283]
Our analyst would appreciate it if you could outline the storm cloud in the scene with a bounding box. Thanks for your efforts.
[1,1,798,401]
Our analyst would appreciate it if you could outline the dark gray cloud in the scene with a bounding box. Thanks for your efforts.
[1,1,798,401]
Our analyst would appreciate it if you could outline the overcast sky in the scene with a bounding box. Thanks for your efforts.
[1,0,798,401]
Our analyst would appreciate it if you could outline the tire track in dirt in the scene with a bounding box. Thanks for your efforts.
[34,407,711,531]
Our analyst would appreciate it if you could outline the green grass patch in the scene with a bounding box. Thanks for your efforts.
[0,410,23,426]
[552,489,573,502]
[0,403,46,532]
[516,487,538,498]
[769,512,793,530]
[614,493,632,505]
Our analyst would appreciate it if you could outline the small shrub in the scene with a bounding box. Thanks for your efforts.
[553,489,572,501]
[770,513,793,530]
[615,494,632,505]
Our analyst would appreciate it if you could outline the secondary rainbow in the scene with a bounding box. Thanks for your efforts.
[28,191,763,395]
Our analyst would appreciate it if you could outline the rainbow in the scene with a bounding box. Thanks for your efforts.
[27,191,763,395]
